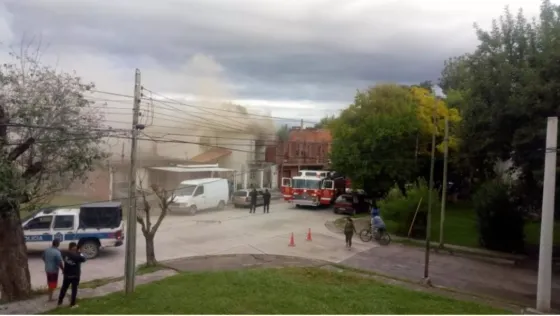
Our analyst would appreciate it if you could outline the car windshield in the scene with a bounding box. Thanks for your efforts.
[292,179,321,189]
[175,185,197,196]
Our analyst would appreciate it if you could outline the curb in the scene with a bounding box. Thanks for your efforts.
[323,219,525,264]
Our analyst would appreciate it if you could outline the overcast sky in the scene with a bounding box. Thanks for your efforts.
[0,0,543,124]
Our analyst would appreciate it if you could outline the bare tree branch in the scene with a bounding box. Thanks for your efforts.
[7,138,35,162]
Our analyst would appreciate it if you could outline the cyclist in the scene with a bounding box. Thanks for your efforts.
[371,207,386,236]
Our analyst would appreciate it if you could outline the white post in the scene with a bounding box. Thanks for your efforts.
[260,168,265,188]
[243,171,248,189]
[108,165,114,201]
[536,116,558,313]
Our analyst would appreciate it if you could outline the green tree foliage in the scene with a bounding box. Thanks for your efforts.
[473,179,525,253]
[330,84,419,196]
[314,115,336,129]
[439,0,560,211]
[379,179,440,238]
[276,124,289,141]
[0,47,108,301]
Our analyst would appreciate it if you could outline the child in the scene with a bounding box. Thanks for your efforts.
[371,207,386,236]
[344,217,357,249]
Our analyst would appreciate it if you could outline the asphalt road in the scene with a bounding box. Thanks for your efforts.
[27,201,375,289]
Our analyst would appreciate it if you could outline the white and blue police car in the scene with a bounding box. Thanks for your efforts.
[22,202,124,259]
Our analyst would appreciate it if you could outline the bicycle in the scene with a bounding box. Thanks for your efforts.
[359,226,391,245]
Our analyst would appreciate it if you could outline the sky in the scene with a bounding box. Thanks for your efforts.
[0,0,544,126]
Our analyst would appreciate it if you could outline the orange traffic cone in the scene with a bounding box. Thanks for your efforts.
[306,228,312,241]
[288,233,296,247]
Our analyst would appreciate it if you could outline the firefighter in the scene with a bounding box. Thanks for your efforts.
[249,187,258,213]
[262,189,271,213]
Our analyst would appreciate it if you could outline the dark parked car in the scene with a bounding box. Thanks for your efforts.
[333,193,371,215]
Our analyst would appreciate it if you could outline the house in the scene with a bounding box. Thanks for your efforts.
[266,127,332,187]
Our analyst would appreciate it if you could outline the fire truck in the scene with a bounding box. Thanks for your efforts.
[280,170,347,207]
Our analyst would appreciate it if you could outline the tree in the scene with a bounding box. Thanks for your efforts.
[439,0,560,212]
[276,124,289,141]
[136,180,175,266]
[314,115,336,129]
[409,86,461,154]
[330,84,419,196]
[0,48,108,301]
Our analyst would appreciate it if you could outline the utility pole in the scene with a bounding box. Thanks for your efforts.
[424,97,437,285]
[439,116,449,248]
[298,119,303,172]
[536,116,557,313]
[124,69,142,294]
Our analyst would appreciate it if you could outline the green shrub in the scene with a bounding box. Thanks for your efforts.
[379,179,440,237]
[473,179,525,253]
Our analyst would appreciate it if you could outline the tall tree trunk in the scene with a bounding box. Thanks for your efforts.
[145,234,157,266]
[0,208,32,302]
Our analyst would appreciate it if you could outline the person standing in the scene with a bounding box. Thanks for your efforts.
[262,189,271,213]
[42,239,63,301]
[249,187,258,213]
[58,242,86,308]
[344,217,357,249]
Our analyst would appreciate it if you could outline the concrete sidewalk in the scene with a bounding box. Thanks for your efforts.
[340,244,560,310]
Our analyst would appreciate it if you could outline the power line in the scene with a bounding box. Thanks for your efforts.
[89,88,321,125]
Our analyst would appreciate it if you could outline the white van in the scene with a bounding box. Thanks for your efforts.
[170,178,229,215]
[22,202,124,259]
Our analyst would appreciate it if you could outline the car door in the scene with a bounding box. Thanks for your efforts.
[193,185,206,210]
[23,215,54,250]
[52,214,77,248]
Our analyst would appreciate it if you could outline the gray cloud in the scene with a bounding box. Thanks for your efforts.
[1,0,541,106]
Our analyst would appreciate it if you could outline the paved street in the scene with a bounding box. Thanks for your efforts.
[26,201,375,288]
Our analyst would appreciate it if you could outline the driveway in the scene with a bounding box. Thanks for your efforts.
[27,202,376,288]
[340,243,560,310]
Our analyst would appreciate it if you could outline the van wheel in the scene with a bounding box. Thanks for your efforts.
[188,205,197,215]
[217,201,226,210]
[80,239,100,259]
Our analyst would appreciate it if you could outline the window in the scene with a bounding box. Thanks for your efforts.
[322,180,334,189]
[282,178,291,186]
[53,215,74,230]
[292,179,321,189]
[194,186,204,196]
[233,191,248,197]
[25,216,53,230]
[176,185,197,196]
[250,170,256,180]
[79,204,123,229]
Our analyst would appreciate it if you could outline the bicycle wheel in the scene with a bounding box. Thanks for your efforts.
[378,232,391,245]
[359,228,373,242]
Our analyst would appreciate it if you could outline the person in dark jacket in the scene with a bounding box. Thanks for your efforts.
[249,187,258,213]
[344,217,357,249]
[58,242,86,308]
[262,189,271,213]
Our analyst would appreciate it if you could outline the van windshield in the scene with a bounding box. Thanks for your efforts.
[176,185,197,196]
[292,179,321,189]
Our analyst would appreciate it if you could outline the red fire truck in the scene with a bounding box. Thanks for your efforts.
[281,170,347,207]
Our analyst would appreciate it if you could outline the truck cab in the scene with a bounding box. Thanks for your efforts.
[22,202,124,259]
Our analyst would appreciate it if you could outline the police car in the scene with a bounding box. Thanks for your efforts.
[22,202,125,259]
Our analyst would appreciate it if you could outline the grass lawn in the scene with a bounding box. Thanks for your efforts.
[340,201,560,249]
[49,267,507,314]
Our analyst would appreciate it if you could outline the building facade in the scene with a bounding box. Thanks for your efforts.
[266,127,332,187]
